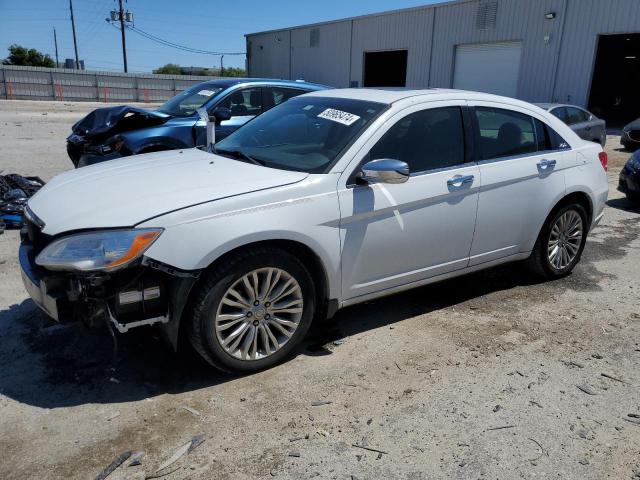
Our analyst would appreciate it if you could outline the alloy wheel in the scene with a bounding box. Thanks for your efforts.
[214,268,304,360]
[547,210,583,270]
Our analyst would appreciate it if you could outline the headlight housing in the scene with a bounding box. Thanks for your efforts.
[36,228,162,272]
[100,135,125,154]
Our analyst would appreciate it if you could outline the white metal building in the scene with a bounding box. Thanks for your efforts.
[245,0,640,122]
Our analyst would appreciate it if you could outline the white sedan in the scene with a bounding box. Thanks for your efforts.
[20,88,609,373]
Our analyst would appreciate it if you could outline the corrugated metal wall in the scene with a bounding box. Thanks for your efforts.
[429,0,565,102]
[247,30,291,79]
[246,0,640,107]
[291,22,352,87]
[553,0,640,106]
[350,8,435,88]
[0,65,221,103]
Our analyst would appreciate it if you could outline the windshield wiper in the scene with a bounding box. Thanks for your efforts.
[213,147,266,166]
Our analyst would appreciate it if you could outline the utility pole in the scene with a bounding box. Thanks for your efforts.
[53,28,60,68]
[69,0,80,69]
[220,54,224,77]
[118,0,128,72]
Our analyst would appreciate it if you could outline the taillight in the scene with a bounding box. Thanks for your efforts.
[598,151,608,171]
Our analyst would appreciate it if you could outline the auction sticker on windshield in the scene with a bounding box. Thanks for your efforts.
[198,90,216,97]
[318,108,361,126]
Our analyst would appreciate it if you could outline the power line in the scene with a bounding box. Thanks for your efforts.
[119,24,245,56]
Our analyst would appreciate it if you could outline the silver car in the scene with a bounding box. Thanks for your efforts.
[536,104,606,148]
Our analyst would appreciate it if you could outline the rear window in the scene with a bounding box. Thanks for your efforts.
[475,107,570,160]
[474,107,537,160]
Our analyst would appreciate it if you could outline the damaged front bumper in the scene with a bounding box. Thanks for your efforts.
[19,232,200,350]
[67,134,125,168]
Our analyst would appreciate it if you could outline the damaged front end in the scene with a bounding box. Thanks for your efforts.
[19,211,199,350]
[67,106,171,167]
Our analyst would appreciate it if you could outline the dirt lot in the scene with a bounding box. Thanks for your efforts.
[0,100,639,480]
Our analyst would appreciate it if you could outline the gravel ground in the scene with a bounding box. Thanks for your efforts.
[0,100,639,480]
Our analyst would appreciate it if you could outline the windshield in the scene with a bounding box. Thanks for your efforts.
[214,97,387,173]
[157,84,223,117]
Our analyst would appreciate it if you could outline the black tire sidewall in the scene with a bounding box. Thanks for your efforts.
[193,249,316,373]
[540,203,588,277]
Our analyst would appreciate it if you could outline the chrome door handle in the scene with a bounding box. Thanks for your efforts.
[447,175,474,187]
[538,159,557,169]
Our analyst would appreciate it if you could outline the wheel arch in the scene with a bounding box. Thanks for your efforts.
[169,238,336,352]
[203,239,331,308]
[553,190,594,226]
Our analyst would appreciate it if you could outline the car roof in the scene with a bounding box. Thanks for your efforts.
[303,88,548,110]
[534,102,590,112]
[195,78,328,90]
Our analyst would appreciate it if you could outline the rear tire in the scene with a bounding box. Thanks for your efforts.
[526,203,588,279]
[187,247,316,374]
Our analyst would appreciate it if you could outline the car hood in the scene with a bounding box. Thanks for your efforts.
[624,118,640,130]
[71,105,171,139]
[28,148,309,235]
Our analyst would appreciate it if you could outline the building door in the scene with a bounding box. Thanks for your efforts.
[588,33,640,125]
[363,50,408,87]
[453,42,523,98]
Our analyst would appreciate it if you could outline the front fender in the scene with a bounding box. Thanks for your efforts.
[139,176,343,300]
[124,124,195,154]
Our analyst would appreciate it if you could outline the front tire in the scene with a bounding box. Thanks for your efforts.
[526,203,588,279]
[187,247,316,373]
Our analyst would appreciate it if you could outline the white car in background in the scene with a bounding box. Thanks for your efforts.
[20,88,609,373]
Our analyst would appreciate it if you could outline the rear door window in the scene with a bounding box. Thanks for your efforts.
[217,87,263,117]
[551,107,569,123]
[266,87,306,109]
[369,106,465,173]
[534,118,570,151]
[564,107,590,125]
[474,107,537,160]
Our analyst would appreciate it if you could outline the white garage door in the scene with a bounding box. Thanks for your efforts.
[453,42,523,98]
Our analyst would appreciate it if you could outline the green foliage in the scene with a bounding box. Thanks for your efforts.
[153,63,182,75]
[220,67,246,77]
[153,64,246,77]
[3,44,55,67]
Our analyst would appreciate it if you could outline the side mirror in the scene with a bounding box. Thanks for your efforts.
[360,159,410,184]
[209,106,232,123]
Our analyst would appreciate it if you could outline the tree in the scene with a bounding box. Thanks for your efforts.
[3,44,55,67]
[221,67,246,78]
[153,63,182,75]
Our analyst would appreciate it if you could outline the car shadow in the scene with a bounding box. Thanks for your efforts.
[607,197,640,213]
[0,262,549,409]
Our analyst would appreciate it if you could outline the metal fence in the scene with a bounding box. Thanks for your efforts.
[0,65,223,103]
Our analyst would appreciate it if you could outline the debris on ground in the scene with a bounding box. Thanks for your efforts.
[576,384,598,395]
[94,451,132,480]
[351,443,388,455]
[149,434,205,479]
[105,412,121,421]
[181,406,201,417]
[0,174,44,228]
[311,400,332,406]
[601,372,628,384]
[623,415,640,426]
[485,425,516,432]
[128,451,145,467]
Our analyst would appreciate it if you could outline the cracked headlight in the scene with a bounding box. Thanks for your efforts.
[36,228,162,272]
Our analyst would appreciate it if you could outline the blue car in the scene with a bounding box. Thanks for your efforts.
[619,149,640,203]
[66,78,327,167]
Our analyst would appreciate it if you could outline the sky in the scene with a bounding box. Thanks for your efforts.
[0,0,438,73]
